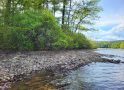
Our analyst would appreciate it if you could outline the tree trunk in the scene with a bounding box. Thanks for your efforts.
[67,0,72,26]
[61,0,66,28]
[46,0,49,8]
[4,0,11,25]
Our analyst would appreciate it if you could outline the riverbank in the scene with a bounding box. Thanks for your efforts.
[0,49,122,89]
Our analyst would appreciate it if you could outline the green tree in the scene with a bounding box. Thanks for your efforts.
[0,0,101,50]
[120,42,124,49]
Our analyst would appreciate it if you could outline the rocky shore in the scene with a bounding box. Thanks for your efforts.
[0,50,122,89]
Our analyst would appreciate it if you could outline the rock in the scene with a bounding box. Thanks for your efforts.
[1,49,121,89]
[101,58,121,64]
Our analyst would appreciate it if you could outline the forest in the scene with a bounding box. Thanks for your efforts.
[97,40,124,49]
[0,0,101,50]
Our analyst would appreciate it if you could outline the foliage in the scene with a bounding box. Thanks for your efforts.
[62,30,96,49]
[0,0,100,51]
[97,40,124,49]
[0,9,63,50]
[120,42,124,49]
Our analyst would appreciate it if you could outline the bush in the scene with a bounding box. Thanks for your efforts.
[0,9,70,50]
[52,31,69,49]
[63,30,94,49]
[0,27,12,49]
[0,9,96,50]
[10,29,34,50]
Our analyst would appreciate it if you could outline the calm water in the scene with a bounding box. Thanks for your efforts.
[64,48,124,90]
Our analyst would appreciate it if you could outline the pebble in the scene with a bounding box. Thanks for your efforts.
[0,50,121,89]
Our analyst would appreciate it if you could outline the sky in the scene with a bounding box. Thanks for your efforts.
[83,0,124,41]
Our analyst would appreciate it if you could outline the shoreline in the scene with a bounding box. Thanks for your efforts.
[0,49,122,89]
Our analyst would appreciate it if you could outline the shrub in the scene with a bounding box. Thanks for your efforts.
[0,9,72,50]
[0,9,96,50]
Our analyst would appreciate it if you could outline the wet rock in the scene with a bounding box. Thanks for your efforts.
[101,58,121,64]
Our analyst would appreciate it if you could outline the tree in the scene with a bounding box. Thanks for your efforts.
[120,42,124,49]
[70,0,101,32]
[4,0,12,25]
[51,0,60,16]
[52,0,101,31]
[0,0,101,50]
[61,0,67,28]
[67,0,72,26]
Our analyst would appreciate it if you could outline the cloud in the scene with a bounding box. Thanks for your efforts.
[96,15,124,27]
[82,0,124,41]
[83,12,124,41]
[82,23,124,41]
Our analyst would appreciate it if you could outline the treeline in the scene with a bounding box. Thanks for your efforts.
[97,40,124,49]
[0,0,101,50]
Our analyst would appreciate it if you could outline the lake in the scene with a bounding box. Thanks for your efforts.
[63,48,124,90]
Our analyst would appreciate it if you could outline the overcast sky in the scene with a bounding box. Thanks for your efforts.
[83,0,124,41]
